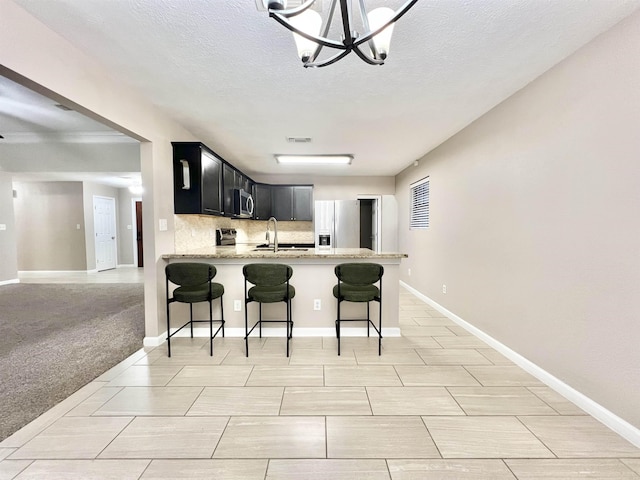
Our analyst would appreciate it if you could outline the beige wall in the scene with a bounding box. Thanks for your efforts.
[0,0,196,337]
[396,11,640,429]
[0,173,18,282]
[13,181,87,271]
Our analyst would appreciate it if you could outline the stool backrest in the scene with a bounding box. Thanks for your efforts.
[166,263,215,287]
[335,263,384,286]
[243,263,293,287]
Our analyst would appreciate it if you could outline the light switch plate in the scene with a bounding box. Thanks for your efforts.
[159,219,168,231]
[0,224,6,231]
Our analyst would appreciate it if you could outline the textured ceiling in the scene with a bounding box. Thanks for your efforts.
[8,0,640,177]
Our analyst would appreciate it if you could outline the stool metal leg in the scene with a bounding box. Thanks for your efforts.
[166,302,172,358]
[221,296,225,338]
[189,304,194,338]
[209,297,213,356]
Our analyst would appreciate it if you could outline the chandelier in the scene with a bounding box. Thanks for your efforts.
[266,0,418,68]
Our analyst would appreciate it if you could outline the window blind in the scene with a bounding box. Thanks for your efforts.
[410,177,429,229]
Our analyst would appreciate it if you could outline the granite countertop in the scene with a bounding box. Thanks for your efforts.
[162,245,408,260]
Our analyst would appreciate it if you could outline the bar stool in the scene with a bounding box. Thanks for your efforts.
[165,262,225,357]
[243,263,295,357]
[333,262,384,355]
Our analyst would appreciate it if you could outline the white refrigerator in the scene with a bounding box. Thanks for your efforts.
[314,200,360,249]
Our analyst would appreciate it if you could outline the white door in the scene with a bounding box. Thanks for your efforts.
[94,196,117,271]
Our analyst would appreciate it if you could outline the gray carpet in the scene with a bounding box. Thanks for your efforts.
[0,283,144,440]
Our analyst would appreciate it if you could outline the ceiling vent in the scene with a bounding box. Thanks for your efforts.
[255,0,322,12]
[287,137,312,143]
[54,104,73,111]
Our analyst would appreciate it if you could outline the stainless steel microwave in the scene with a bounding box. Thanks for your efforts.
[232,189,254,218]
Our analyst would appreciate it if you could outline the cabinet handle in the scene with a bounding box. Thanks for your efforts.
[179,159,190,190]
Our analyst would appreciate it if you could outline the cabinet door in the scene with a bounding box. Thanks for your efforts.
[201,151,222,214]
[222,163,235,216]
[271,186,294,221]
[173,143,202,214]
[254,184,272,220]
[293,186,313,221]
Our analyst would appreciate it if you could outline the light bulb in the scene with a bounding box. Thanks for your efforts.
[289,9,322,62]
[367,7,395,59]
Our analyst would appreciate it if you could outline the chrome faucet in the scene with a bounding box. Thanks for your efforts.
[266,216,278,252]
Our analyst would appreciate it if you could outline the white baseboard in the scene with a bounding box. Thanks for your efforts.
[400,280,640,448]
[143,326,401,348]
[18,270,91,274]
[0,278,19,286]
[117,264,136,268]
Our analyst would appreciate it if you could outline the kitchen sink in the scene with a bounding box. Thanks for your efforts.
[253,247,308,252]
[255,243,315,249]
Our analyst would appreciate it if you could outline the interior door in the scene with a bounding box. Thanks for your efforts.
[93,195,117,271]
[135,201,143,267]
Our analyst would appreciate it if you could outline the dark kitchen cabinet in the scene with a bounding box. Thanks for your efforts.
[223,163,254,217]
[253,183,272,220]
[292,186,313,221]
[271,185,313,221]
[271,186,293,221]
[222,163,235,216]
[172,142,223,215]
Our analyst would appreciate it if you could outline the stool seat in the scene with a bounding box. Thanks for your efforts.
[333,283,378,303]
[249,284,295,303]
[174,282,224,303]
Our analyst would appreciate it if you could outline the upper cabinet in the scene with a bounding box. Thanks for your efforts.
[271,185,313,221]
[172,142,223,215]
[253,183,272,220]
[173,142,312,220]
[222,164,254,217]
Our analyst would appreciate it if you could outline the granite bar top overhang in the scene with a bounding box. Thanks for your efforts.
[162,246,408,260]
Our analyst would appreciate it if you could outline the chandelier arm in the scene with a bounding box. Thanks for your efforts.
[267,0,317,17]
[309,0,339,64]
[352,43,385,65]
[303,49,352,68]
[270,12,346,50]
[353,0,419,47]
[357,0,380,60]
[339,0,354,47]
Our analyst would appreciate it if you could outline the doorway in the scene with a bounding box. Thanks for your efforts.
[358,195,381,252]
[134,200,144,267]
[93,195,117,271]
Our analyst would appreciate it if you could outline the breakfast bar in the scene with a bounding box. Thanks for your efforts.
[161,246,407,338]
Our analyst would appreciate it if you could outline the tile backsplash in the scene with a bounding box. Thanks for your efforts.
[175,215,314,252]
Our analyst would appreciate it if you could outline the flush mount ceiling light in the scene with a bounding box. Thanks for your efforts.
[266,0,418,68]
[275,154,353,165]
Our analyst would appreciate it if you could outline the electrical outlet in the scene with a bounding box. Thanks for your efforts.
[407,268,411,276]
[233,300,242,311]
[313,299,321,311]
[442,284,447,294]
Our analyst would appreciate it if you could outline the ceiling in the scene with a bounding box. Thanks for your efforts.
[0,75,140,188]
[5,0,640,178]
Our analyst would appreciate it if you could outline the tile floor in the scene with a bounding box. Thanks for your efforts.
[1,287,639,479]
